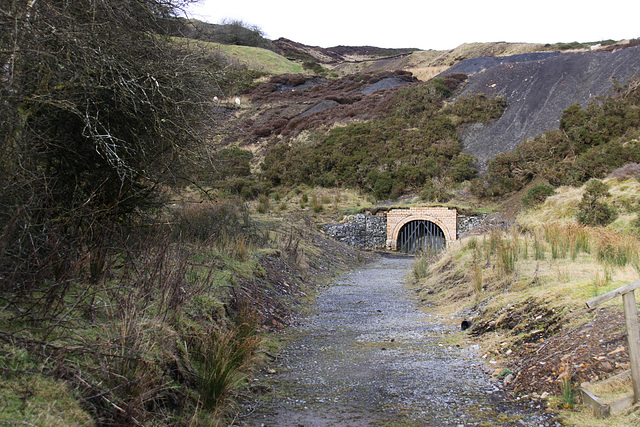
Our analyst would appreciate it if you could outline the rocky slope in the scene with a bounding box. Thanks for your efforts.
[444,43,640,169]
[208,35,639,183]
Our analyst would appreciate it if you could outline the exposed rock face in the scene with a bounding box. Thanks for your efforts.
[443,45,640,169]
[322,214,387,249]
[360,76,411,94]
[272,38,418,64]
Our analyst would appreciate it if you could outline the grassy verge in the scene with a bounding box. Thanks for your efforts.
[412,179,640,425]
[0,194,368,425]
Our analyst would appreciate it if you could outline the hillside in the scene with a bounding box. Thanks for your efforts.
[251,38,640,171]
[197,38,640,204]
[206,42,304,75]
[271,39,555,80]
[446,43,640,169]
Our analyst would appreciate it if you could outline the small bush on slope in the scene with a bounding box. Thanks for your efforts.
[522,183,556,209]
[577,179,618,226]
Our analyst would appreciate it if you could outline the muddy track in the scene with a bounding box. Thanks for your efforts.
[238,255,559,426]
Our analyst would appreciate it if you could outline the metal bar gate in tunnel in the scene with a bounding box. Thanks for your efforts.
[397,220,446,255]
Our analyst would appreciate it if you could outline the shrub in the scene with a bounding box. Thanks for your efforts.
[372,175,395,200]
[419,180,452,203]
[522,183,556,208]
[577,180,618,226]
[173,200,265,248]
[0,0,227,296]
[225,177,261,199]
[443,93,507,124]
[256,194,270,214]
[469,178,489,198]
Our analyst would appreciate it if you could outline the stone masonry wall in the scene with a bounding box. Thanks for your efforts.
[322,214,387,250]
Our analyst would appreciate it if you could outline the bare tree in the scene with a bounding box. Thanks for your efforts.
[0,0,227,293]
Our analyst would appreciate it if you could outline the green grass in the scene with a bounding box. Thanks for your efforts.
[213,43,303,74]
[171,36,303,75]
[0,344,93,426]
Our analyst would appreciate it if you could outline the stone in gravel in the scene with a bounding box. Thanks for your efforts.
[599,361,614,372]
[504,374,514,386]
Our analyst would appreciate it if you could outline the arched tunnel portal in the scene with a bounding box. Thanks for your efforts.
[396,220,446,255]
[386,207,457,253]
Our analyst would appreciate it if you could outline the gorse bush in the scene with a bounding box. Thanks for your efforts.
[442,93,508,124]
[420,179,452,202]
[0,0,248,296]
[522,183,556,208]
[576,179,618,226]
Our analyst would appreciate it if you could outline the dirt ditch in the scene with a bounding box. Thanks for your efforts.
[236,255,560,426]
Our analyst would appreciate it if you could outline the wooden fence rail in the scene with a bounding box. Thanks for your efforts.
[583,279,640,417]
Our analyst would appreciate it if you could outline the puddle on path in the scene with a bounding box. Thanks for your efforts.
[238,255,559,426]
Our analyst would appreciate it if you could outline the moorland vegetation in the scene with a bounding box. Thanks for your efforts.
[1,0,640,425]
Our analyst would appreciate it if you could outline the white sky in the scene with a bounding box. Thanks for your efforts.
[185,0,639,51]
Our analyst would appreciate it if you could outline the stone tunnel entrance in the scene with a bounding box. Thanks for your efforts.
[397,220,446,255]
[387,207,457,252]
[322,206,458,252]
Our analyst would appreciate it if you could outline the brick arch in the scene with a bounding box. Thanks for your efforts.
[385,207,457,251]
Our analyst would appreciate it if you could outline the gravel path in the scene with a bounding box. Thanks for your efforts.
[240,255,559,426]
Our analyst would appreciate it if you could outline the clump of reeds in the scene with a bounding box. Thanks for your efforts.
[561,375,576,409]
[535,224,593,262]
[191,306,260,413]
[299,193,308,208]
[311,194,324,213]
[471,244,483,297]
[256,194,270,213]
[533,231,546,260]
[214,231,254,261]
[594,230,640,269]
[494,230,519,277]
[413,254,429,280]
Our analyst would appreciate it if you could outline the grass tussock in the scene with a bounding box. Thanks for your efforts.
[190,305,261,414]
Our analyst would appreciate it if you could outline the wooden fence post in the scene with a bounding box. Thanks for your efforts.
[622,290,640,402]
[587,279,640,404]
